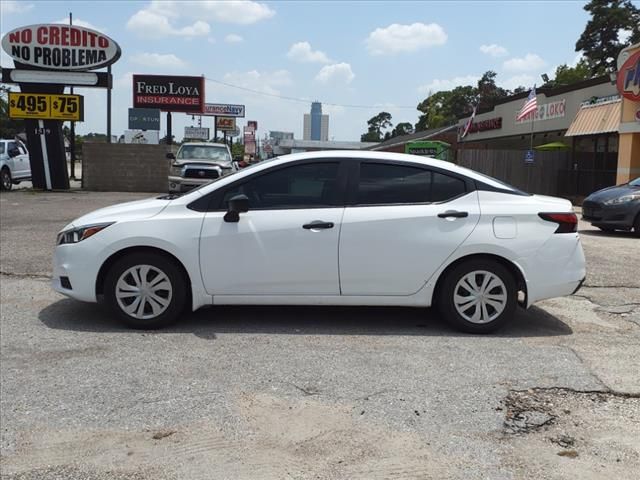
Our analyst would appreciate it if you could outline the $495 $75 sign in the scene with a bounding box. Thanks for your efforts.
[8,92,84,121]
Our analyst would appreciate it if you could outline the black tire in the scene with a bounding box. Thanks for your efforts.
[104,252,188,329]
[437,259,517,334]
[1,168,12,191]
[634,214,640,238]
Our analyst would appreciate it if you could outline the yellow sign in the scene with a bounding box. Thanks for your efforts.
[8,92,84,121]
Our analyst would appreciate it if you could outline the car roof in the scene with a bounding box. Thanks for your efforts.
[180,142,228,147]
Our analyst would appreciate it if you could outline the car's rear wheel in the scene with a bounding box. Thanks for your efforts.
[634,214,640,238]
[104,253,187,329]
[438,259,517,334]
[1,168,12,191]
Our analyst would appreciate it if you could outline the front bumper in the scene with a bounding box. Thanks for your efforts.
[52,241,110,303]
[168,175,213,193]
[582,201,639,230]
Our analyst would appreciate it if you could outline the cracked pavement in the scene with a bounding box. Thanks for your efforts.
[1,190,639,479]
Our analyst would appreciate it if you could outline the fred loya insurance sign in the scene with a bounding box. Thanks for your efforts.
[133,75,205,113]
[1,24,121,70]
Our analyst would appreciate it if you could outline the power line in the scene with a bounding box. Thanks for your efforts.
[204,77,417,110]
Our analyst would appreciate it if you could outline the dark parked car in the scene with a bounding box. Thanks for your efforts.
[582,178,640,236]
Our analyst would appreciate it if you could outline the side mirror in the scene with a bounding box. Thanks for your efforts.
[166,152,176,160]
[224,194,249,223]
[233,156,242,162]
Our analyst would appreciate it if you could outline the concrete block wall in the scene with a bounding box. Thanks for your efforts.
[82,143,170,192]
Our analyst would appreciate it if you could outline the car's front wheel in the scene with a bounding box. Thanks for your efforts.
[1,168,12,191]
[104,253,187,329]
[438,259,517,334]
[634,214,640,238]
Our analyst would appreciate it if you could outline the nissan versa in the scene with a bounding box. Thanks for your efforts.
[52,151,586,334]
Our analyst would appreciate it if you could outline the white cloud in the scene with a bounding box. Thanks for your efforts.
[224,34,244,43]
[127,9,210,39]
[315,63,355,84]
[53,18,105,32]
[366,22,447,55]
[417,75,479,94]
[130,52,188,69]
[503,53,547,72]
[479,44,508,57]
[287,41,331,63]
[1,1,33,15]
[500,74,535,91]
[222,69,292,96]
[139,0,274,24]
[618,29,632,44]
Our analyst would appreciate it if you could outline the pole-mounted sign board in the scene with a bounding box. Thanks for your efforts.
[203,103,245,117]
[128,108,160,130]
[8,92,84,121]
[1,24,121,70]
[133,74,204,113]
[216,116,236,131]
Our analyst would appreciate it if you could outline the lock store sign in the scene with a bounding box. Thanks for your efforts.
[1,24,121,70]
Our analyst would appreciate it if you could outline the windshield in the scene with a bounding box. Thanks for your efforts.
[177,145,231,162]
[629,178,640,187]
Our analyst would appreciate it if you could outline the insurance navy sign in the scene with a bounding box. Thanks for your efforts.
[133,74,204,113]
[1,24,121,70]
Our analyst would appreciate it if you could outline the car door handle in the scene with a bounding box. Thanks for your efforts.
[437,210,469,218]
[303,221,334,230]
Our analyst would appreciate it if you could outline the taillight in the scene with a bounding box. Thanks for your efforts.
[538,212,578,233]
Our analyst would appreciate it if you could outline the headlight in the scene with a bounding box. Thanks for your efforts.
[170,165,183,176]
[603,193,640,205]
[57,222,114,245]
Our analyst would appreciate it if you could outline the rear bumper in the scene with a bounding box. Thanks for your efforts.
[522,234,586,306]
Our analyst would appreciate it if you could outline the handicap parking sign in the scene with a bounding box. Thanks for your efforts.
[524,150,535,163]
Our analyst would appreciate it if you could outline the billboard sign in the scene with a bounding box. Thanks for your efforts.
[203,103,245,117]
[247,120,258,130]
[128,108,160,130]
[617,50,640,102]
[216,116,236,131]
[1,24,121,71]
[124,130,159,144]
[184,127,210,140]
[8,92,84,121]
[133,74,204,113]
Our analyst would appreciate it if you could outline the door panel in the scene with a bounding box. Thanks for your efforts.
[339,192,480,295]
[200,208,344,295]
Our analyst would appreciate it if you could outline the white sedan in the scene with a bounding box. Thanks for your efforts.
[52,151,586,333]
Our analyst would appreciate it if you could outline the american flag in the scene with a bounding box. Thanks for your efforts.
[516,86,537,121]
[460,105,476,138]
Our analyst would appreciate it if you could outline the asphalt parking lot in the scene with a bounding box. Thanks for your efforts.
[1,189,638,480]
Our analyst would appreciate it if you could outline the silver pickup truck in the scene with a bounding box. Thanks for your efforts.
[0,139,30,191]
[167,142,236,193]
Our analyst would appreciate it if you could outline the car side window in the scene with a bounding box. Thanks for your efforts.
[222,162,340,209]
[357,163,432,205]
[0,143,5,154]
[431,172,467,202]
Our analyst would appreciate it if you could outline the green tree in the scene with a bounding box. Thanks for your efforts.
[231,141,244,158]
[576,0,640,76]
[476,71,508,112]
[360,111,393,142]
[553,59,593,85]
[391,122,414,138]
[0,86,25,138]
[415,86,476,132]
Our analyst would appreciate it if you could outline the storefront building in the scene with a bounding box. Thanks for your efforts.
[615,43,640,184]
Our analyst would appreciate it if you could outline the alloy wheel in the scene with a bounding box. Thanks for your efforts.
[453,270,508,324]
[115,264,173,319]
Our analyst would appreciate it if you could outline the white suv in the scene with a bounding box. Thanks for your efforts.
[167,142,235,193]
[0,139,30,191]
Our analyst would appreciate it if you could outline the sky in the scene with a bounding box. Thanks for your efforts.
[0,0,622,142]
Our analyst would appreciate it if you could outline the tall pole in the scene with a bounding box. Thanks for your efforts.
[528,97,536,192]
[166,112,172,146]
[107,64,112,143]
[214,116,218,142]
[69,12,76,180]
